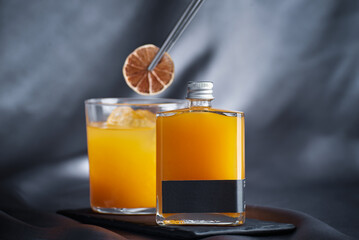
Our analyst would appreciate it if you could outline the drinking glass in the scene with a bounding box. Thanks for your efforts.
[85,98,187,214]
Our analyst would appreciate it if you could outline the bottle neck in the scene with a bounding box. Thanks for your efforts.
[189,99,212,108]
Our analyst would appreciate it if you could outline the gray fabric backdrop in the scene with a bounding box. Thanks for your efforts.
[0,0,358,238]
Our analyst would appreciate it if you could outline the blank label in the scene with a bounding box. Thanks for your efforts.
[162,180,244,213]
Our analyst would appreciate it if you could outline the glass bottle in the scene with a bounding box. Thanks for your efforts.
[156,81,245,225]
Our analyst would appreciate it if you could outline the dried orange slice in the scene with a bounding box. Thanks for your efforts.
[123,44,174,95]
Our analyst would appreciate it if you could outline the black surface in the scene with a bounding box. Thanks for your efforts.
[58,208,295,239]
[162,180,244,213]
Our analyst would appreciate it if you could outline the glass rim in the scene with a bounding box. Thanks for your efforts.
[85,98,187,107]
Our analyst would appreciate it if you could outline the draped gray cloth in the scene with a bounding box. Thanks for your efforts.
[0,0,358,239]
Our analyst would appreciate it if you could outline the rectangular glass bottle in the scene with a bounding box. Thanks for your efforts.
[156,82,245,225]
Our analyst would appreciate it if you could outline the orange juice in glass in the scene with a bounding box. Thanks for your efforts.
[85,98,186,214]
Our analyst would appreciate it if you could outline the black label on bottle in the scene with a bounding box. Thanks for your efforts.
[162,180,244,213]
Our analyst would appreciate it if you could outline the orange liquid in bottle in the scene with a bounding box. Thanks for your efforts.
[156,108,245,225]
[157,110,245,182]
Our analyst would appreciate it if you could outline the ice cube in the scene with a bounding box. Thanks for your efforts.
[106,106,156,128]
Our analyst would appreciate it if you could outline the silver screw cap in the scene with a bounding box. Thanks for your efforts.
[186,81,214,100]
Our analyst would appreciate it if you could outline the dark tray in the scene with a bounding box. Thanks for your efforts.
[58,208,295,239]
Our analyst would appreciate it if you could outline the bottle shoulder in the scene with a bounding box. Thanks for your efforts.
[157,107,244,117]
